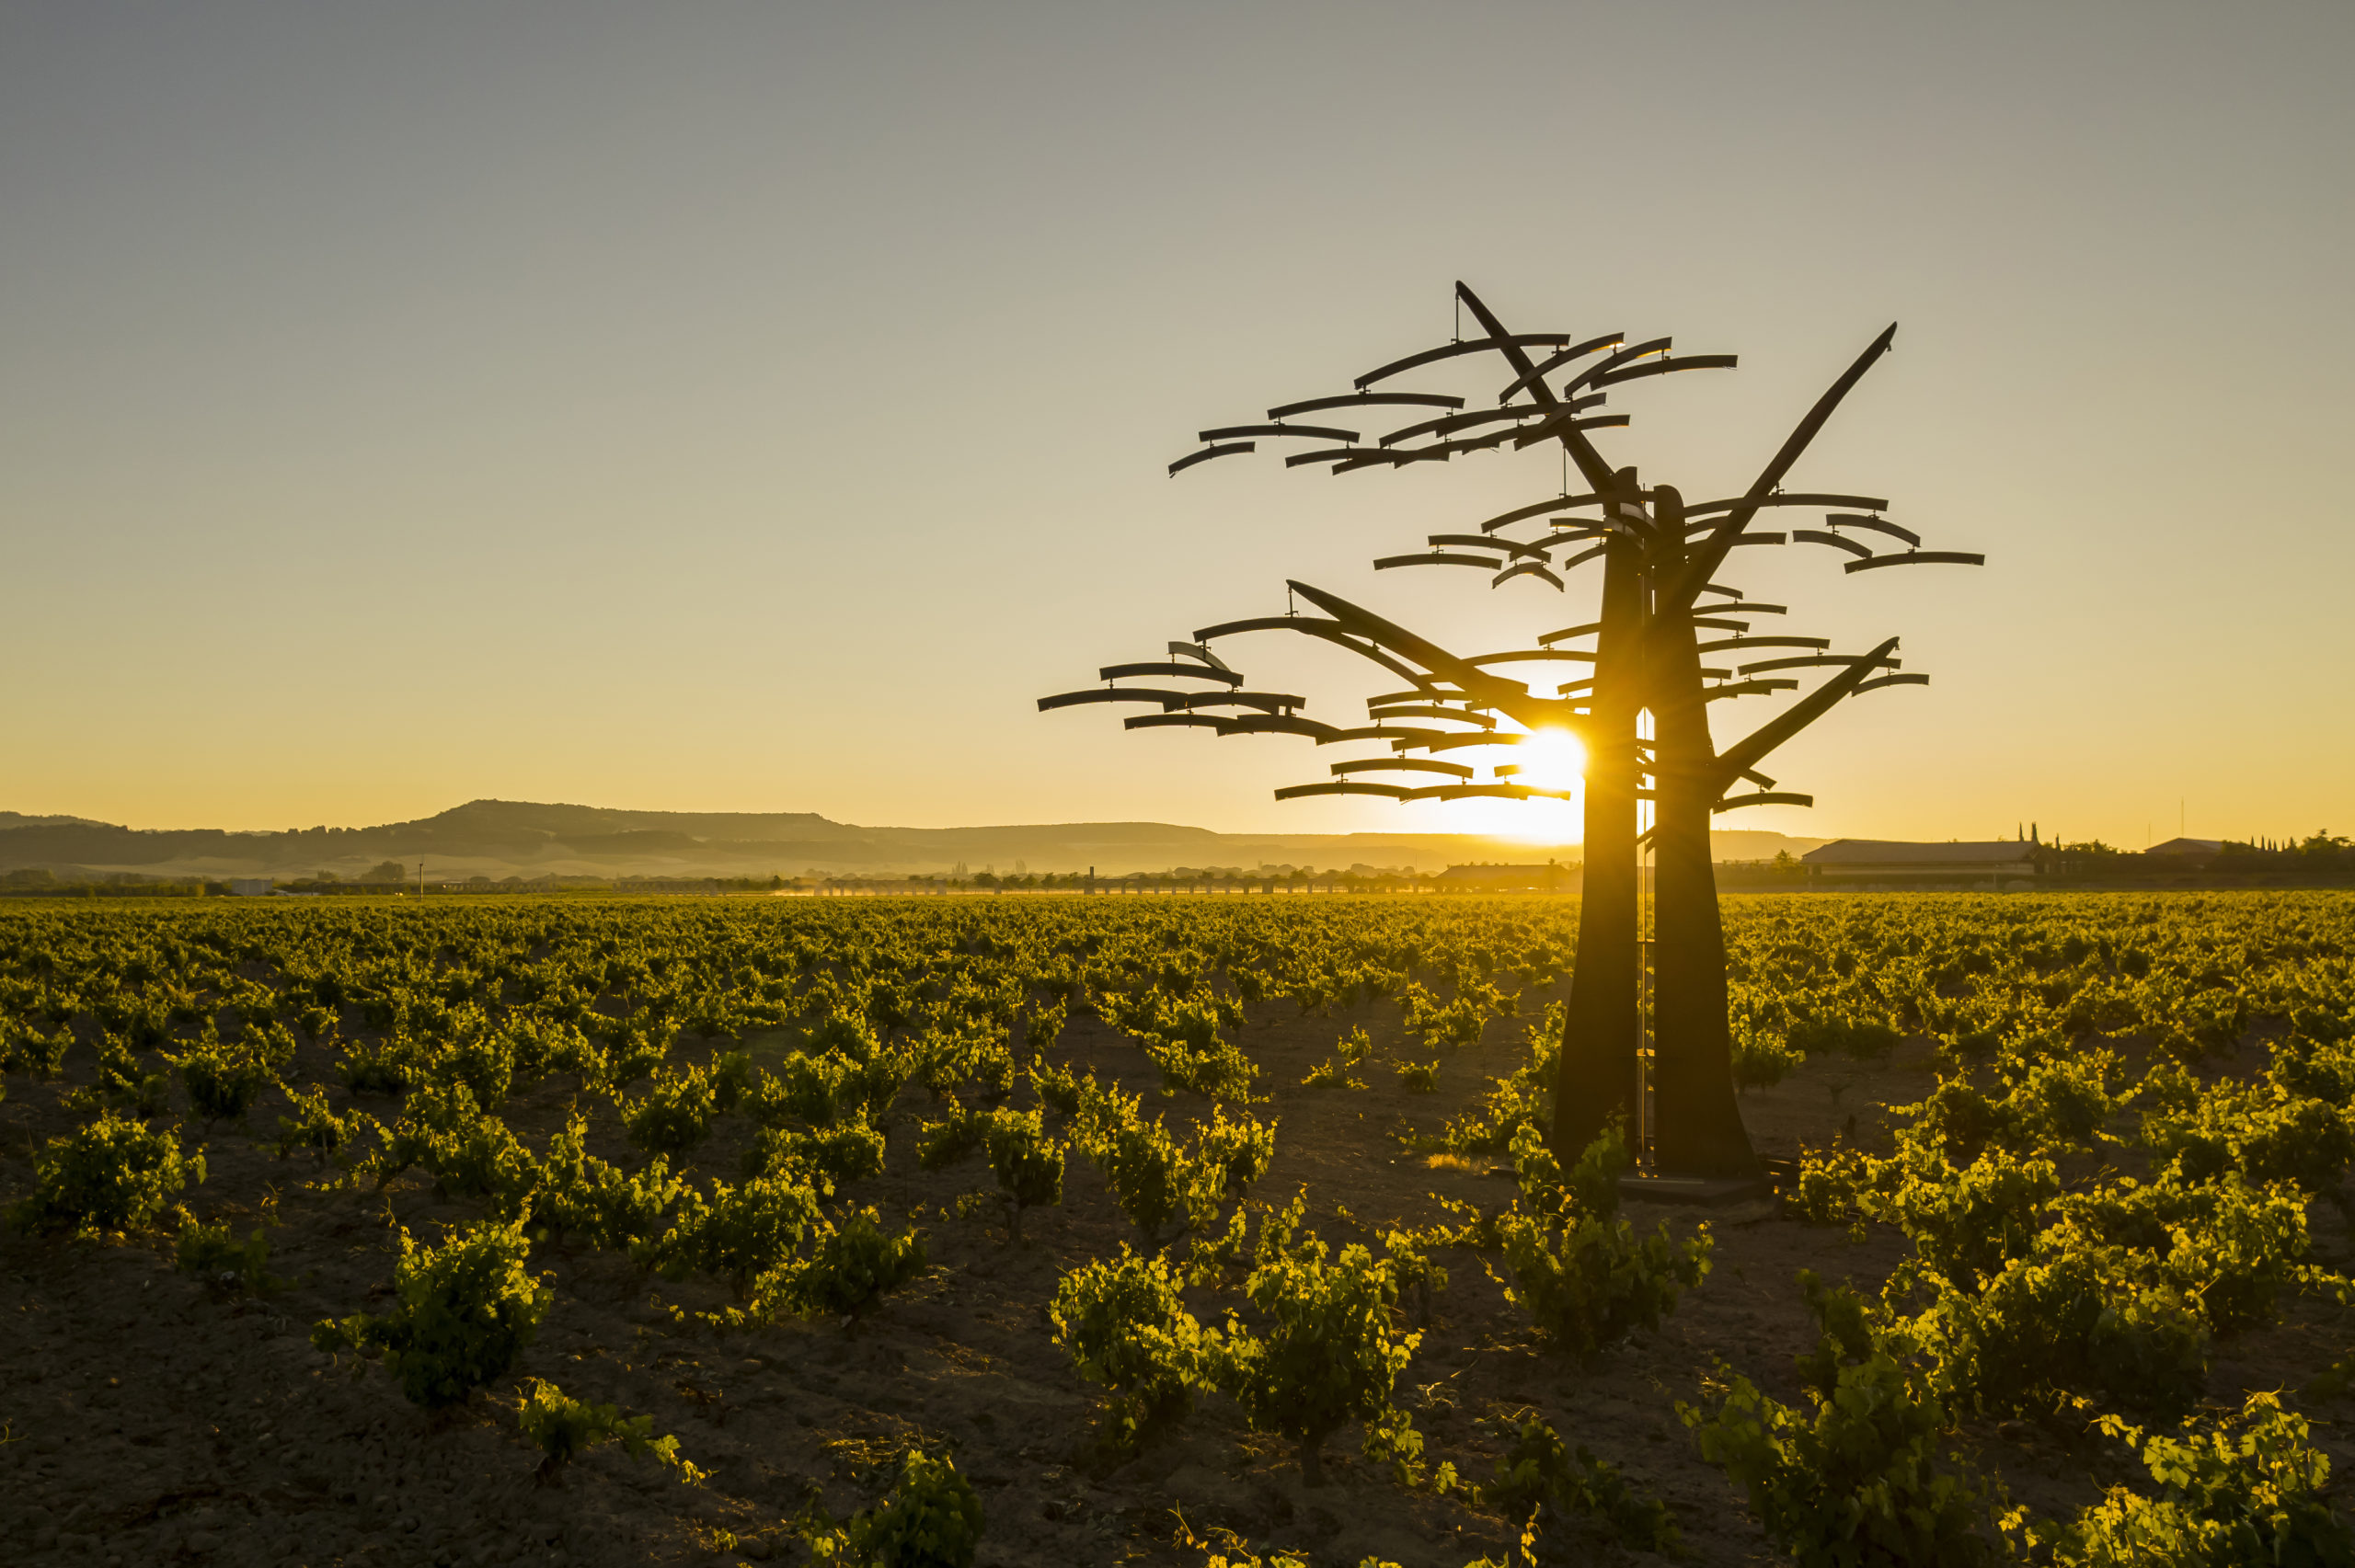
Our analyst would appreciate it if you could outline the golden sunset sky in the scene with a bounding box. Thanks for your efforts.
[3,3,2349,847]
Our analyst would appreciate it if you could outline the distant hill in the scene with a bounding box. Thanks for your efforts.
[0,798,1831,880]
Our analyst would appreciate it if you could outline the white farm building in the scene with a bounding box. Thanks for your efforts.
[1798,840,2039,887]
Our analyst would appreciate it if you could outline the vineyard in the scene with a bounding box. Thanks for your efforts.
[4,892,2354,1567]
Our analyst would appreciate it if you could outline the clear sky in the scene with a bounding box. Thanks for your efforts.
[3,2,2349,846]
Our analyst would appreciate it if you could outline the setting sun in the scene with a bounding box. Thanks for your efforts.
[1515,727,1588,795]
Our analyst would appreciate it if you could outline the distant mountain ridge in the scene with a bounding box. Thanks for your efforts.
[0,798,1829,880]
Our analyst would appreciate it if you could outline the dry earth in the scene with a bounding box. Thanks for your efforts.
[5,967,2350,1568]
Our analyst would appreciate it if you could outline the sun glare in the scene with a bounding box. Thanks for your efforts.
[1516,727,1587,794]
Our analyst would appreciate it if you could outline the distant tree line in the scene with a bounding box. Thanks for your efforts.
[868,865,1447,895]
[1,869,217,898]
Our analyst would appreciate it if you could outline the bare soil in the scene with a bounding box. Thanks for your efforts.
[5,977,2349,1568]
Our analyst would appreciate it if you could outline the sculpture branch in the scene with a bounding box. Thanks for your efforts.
[1709,635,1903,789]
[1660,325,1898,616]
[1453,281,1622,498]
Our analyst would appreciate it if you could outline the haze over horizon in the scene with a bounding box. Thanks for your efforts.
[0,795,1839,882]
[4,3,2349,847]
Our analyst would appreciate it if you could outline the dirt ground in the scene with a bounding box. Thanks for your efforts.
[5,969,2349,1568]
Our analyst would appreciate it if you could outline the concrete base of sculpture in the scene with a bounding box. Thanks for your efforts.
[1615,1171,1771,1207]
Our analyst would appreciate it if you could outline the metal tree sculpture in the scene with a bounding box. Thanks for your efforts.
[1040,283,1982,1180]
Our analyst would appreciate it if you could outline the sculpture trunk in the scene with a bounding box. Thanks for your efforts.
[1643,487,1761,1178]
[1550,532,1642,1164]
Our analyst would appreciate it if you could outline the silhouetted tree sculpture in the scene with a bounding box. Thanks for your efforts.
[1041,284,1982,1180]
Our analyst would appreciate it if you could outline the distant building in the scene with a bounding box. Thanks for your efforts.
[1439,862,1569,892]
[227,878,276,897]
[2144,838,2223,856]
[1799,840,2039,885]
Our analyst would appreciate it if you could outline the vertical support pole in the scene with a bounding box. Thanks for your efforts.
[1637,706,1656,1166]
